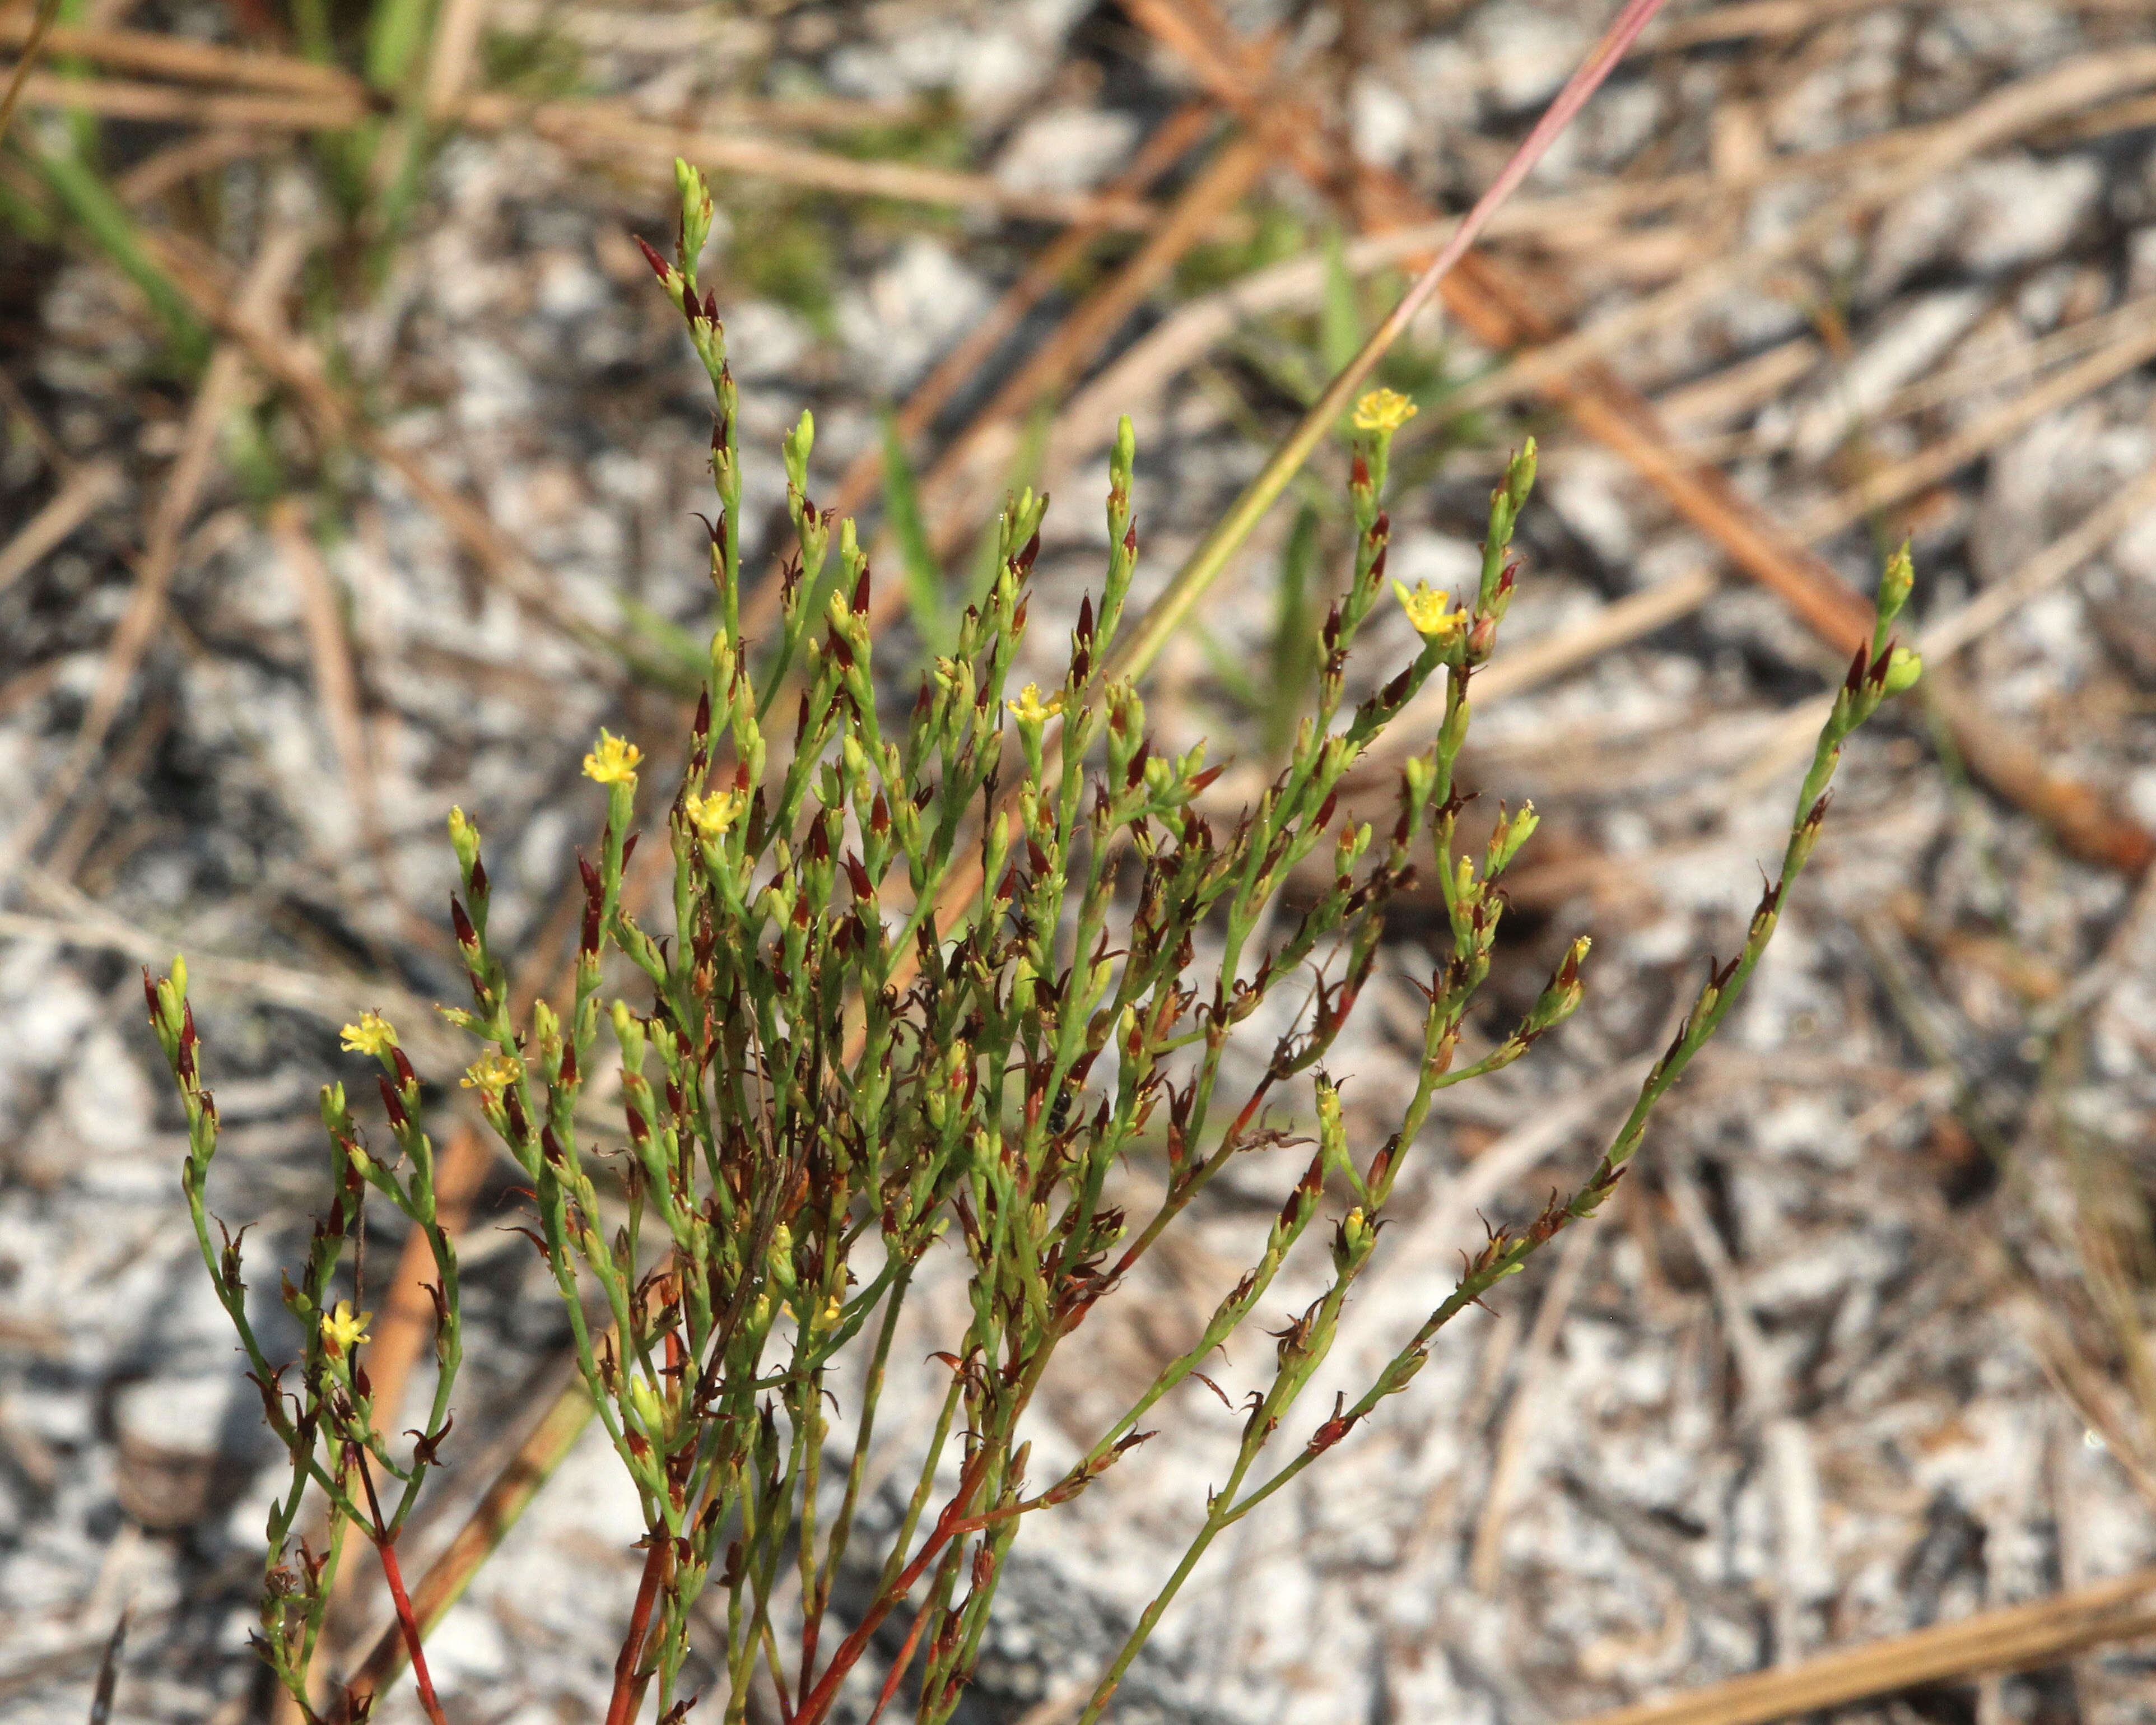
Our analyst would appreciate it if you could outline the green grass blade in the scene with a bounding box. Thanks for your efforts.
[1319,227,1363,380]
[881,409,951,655]
[1265,503,1321,757]
[26,137,207,366]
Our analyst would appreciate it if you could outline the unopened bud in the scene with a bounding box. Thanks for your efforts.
[1883,646,1922,695]
[1876,542,1914,622]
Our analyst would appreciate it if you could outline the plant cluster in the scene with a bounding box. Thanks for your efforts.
[145,164,1919,1725]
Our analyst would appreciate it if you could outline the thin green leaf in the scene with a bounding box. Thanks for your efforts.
[881,409,951,655]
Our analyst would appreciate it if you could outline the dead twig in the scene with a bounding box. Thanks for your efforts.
[1443,46,2156,420]
[1,53,1159,228]
[269,498,399,910]
[0,459,123,594]
[3,218,313,887]
[1571,1568,2156,1725]
[909,127,1275,565]
[0,0,60,147]
[1120,1,2152,869]
[1793,299,2156,543]
[0,13,358,95]
[742,100,1219,644]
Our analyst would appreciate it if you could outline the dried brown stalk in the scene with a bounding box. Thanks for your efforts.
[0,458,122,594]
[0,0,60,147]
[1124,0,2155,872]
[1572,1568,2156,1725]
[138,236,642,678]
[4,69,359,128]
[907,128,1276,564]
[0,13,359,95]
[269,499,399,912]
[740,100,1222,645]
[0,45,1160,227]
[1791,301,2156,542]
[2,221,312,882]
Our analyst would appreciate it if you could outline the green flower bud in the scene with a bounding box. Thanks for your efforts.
[783,410,814,495]
[1876,542,1915,624]
[1883,647,1922,695]
[448,806,480,877]
[611,1001,645,1071]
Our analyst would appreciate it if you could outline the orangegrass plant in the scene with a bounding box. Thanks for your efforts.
[145,159,1920,1725]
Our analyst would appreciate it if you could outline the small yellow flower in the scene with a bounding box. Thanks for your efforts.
[340,1012,398,1058]
[460,1049,524,1103]
[1006,683,1064,725]
[1393,580,1466,640]
[683,787,747,840]
[1352,389,1418,435]
[320,1300,371,1359]
[583,730,642,785]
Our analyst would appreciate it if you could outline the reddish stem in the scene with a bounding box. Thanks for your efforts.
[862,1598,934,1725]
[356,1450,449,1725]
[607,1535,672,1725]
[791,1450,990,1725]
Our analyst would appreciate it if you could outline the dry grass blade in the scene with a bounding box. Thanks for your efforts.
[0,13,360,96]
[462,95,1157,230]
[1447,46,2156,418]
[816,99,1216,533]
[422,0,491,120]
[1468,1221,1596,1596]
[0,459,122,594]
[1,54,1157,227]
[1572,1569,2156,1725]
[85,1604,125,1725]
[112,131,268,204]
[1128,0,2156,870]
[0,0,60,147]
[0,897,455,1063]
[1,221,313,884]
[909,127,1274,563]
[1794,301,2156,542]
[1926,455,2156,663]
[269,499,398,908]
[6,70,366,129]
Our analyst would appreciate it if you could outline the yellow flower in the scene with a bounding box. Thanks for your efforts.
[460,1049,524,1103]
[1007,683,1064,725]
[1352,389,1418,435]
[1394,580,1466,640]
[684,787,747,839]
[583,730,642,784]
[340,1012,398,1058]
[320,1300,371,1359]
